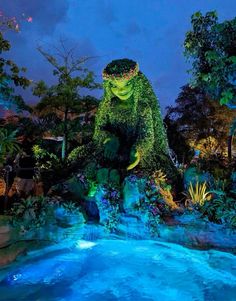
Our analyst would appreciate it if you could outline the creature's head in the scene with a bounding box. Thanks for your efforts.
[102,58,139,101]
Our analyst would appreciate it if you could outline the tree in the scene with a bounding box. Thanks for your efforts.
[45,96,98,152]
[33,41,100,160]
[0,13,31,112]
[164,114,193,164]
[184,11,236,158]
[165,85,234,159]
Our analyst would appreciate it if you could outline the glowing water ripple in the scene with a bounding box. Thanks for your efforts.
[0,239,235,301]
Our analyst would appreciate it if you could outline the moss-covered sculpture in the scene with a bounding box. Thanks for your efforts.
[69,58,176,179]
[93,58,174,174]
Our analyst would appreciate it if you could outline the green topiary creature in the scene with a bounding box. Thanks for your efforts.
[69,58,176,181]
[93,58,174,175]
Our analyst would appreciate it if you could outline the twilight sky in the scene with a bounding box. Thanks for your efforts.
[1,0,236,114]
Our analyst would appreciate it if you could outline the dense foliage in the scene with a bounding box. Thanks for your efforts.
[165,85,234,160]
[0,15,31,112]
[0,128,19,164]
[33,43,100,160]
[184,11,236,158]
[184,11,236,106]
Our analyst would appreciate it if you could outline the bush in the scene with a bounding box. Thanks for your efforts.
[200,194,236,229]
[10,196,56,231]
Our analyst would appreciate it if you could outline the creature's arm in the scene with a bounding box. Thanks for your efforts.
[127,106,154,170]
[93,100,112,147]
[93,101,119,159]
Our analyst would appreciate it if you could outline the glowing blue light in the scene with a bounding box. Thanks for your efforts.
[13,273,22,281]
[76,240,97,249]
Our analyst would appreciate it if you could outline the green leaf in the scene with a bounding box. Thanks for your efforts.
[194,11,201,18]
[185,42,191,49]
[202,74,210,82]
[220,90,234,105]
[228,56,236,64]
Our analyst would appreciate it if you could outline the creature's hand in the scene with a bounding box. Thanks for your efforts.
[127,148,140,170]
[103,136,120,160]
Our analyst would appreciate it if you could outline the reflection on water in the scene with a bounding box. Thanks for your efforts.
[0,235,236,301]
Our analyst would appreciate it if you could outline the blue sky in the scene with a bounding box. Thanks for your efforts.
[1,0,236,113]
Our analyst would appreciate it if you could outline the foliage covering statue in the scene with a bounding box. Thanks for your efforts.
[69,58,175,180]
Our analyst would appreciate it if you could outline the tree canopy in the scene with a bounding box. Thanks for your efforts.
[0,14,31,112]
[165,85,234,158]
[33,41,100,160]
[184,11,236,107]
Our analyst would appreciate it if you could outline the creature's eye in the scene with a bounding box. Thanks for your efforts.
[110,83,117,88]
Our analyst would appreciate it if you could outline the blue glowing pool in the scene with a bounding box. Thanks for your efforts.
[0,234,236,301]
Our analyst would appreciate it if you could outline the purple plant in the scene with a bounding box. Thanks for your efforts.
[110,190,119,199]
[150,206,160,216]
[101,198,109,205]
[128,174,138,183]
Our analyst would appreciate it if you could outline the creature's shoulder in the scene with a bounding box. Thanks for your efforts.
[97,96,111,112]
[136,73,159,107]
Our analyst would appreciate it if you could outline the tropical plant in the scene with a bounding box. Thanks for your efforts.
[151,170,180,211]
[62,201,80,214]
[32,144,61,170]
[183,181,212,208]
[0,128,20,163]
[153,169,167,186]
[210,178,230,193]
[10,196,55,231]
[200,195,236,229]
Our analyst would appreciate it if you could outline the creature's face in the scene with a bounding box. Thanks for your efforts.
[110,78,134,101]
